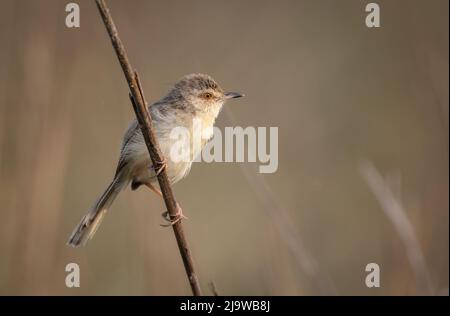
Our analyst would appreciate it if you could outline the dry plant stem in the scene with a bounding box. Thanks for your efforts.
[224,108,336,295]
[95,0,202,296]
[208,281,220,296]
[360,161,433,295]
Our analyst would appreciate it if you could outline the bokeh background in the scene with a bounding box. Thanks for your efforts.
[0,0,448,295]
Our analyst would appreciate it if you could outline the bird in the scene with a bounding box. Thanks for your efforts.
[68,73,243,247]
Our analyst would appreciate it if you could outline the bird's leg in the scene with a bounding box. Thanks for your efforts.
[144,182,188,226]
[160,202,188,227]
[145,157,167,193]
[144,182,163,198]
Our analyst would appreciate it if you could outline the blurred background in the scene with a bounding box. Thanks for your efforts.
[0,0,448,295]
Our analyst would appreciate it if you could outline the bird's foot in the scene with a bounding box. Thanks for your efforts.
[160,203,188,227]
[151,157,167,176]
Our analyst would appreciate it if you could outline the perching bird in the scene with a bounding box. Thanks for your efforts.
[68,74,243,247]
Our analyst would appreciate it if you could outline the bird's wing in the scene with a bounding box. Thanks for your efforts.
[114,119,139,177]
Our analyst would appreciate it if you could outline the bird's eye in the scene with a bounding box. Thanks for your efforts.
[203,93,212,99]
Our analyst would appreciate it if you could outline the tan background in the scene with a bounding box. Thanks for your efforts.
[0,0,448,295]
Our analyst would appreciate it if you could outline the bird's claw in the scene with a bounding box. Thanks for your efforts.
[160,203,188,227]
[152,157,167,176]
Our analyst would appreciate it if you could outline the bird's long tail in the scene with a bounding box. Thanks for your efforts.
[67,174,128,247]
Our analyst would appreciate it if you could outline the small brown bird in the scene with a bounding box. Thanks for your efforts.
[68,74,243,247]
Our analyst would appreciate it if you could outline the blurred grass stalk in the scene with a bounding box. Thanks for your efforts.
[359,160,434,295]
[1,3,72,292]
[225,107,337,295]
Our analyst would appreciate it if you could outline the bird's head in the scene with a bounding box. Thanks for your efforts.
[169,73,243,117]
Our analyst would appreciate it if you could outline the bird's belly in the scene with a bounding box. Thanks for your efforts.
[129,138,193,185]
[126,119,212,186]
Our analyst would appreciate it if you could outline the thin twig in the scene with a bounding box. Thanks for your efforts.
[95,0,202,296]
[359,160,433,295]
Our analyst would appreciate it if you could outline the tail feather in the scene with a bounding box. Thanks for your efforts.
[68,176,127,247]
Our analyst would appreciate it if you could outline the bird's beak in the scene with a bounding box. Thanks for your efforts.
[224,92,244,99]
